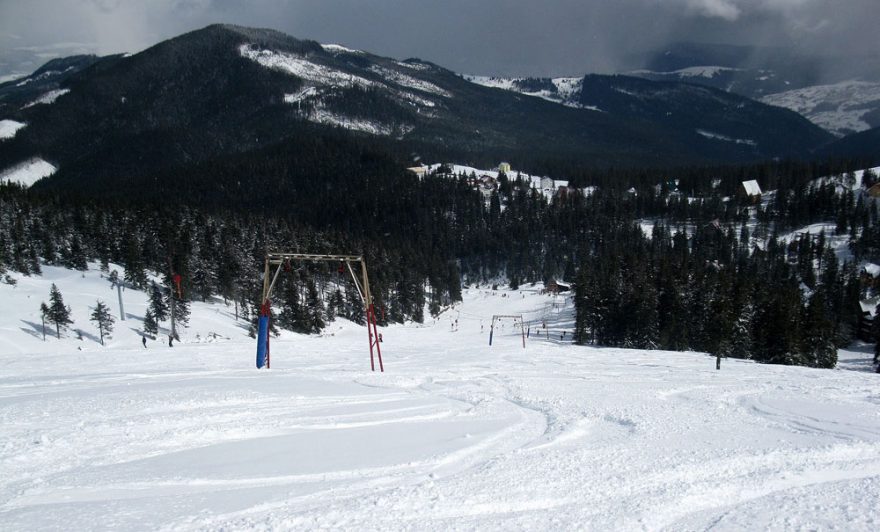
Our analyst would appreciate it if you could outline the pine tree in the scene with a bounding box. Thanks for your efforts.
[729,301,754,359]
[306,278,325,333]
[90,300,115,345]
[148,282,169,322]
[143,308,158,337]
[47,283,73,338]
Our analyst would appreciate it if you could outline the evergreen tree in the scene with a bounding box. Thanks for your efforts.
[47,283,73,338]
[143,308,158,337]
[90,300,115,345]
[148,282,169,322]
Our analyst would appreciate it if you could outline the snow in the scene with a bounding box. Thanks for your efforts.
[239,45,376,90]
[0,119,26,140]
[742,179,762,196]
[320,43,362,54]
[1,263,879,530]
[760,80,880,137]
[21,88,70,109]
[369,65,451,97]
[307,108,398,136]
[464,75,601,112]
[423,163,571,201]
[631,66,741,79]
[697,129,757,146]
[0,157,56,187]
[865,263,880,278]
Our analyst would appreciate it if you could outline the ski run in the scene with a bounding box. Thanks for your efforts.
[1,263,879,530]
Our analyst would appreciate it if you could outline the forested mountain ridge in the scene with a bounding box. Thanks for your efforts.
[0,23,834,194]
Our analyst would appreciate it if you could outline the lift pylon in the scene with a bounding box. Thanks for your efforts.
[257,252,384,372]
[489,314,526,348]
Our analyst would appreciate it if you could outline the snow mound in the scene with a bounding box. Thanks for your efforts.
[0,157,56,186]
[21,89,70,109]
[0,119,25,140]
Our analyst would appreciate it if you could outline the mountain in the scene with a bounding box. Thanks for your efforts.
[0,25,833,200]
[759,81,880,137]
[0,54,106,112]
[629,42,880,137]
[817,126,880,164]
[466,73,831,157]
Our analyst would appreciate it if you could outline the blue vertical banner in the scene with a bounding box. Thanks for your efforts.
[256,315,269,368]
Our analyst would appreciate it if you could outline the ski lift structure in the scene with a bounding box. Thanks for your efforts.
[256,252,384,372]
[489,314,526,348]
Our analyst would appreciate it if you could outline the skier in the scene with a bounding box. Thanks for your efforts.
[168,334,173,347]
[142,336,147,348]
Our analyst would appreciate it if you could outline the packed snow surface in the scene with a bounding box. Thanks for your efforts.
[0,157,56,186]
[1,264,879,530]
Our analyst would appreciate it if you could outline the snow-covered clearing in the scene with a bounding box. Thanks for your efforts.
[463,75,601,112]
[320,43,362,55]
[696,129,757,146]
[239,45,376,90]
[21,89,70,109]
[630,66,742,79]
[1,264,879,530]
[369,65,450,98]
[0,157,56,187]
[0,119,25,140]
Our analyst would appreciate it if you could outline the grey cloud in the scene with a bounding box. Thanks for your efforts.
[0,0,876,80]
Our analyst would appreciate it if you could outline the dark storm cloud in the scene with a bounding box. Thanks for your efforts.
[0,0,877,78]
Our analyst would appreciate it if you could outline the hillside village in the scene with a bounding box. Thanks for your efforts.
[408,162,573,202]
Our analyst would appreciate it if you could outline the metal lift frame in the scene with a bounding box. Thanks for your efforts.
[259,252,384,371]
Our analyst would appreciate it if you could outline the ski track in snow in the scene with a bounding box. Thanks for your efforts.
[1,265,879,530]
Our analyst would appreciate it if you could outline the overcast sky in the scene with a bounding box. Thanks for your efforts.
[1,0,878,80]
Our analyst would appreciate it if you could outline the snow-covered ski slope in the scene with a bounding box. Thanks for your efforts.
[1,264,879,530]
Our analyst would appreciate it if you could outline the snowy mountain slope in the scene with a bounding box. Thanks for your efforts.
[1,263,879,530]
[464,75,595,110]
[760,81,880,137]
[0,24,836,192]
[462,73,832,162]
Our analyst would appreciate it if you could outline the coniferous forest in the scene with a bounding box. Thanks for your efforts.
[2,143,878,368]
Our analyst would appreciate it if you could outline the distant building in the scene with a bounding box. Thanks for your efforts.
[862,263,880,288]
[407,166,428,178]
[498,162,511,174]
[540,177,554,191]
[741,180,762,202]
[543,279,571,294]
[858,296,879,341]
[867,183,880,198]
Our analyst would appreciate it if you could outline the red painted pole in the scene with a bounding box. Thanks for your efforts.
[367,304,375,371]
[372,304,384,372]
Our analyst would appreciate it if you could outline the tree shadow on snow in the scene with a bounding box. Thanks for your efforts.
[19,320,47,340]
